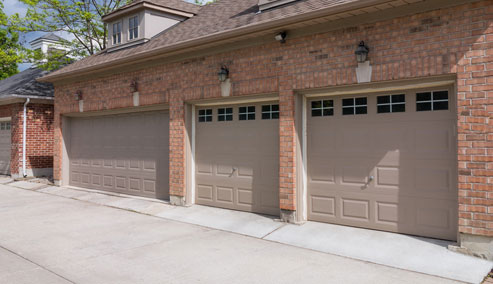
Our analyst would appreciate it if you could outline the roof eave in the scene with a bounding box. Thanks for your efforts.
[40,0,408,83]
[102,1,196,22]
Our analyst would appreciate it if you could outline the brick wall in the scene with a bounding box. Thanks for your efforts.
[53,1,492,236]
[10,103,54,175]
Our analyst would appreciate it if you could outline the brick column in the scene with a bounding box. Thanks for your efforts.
[53,109,62,183]
[455,31,493,258]
[169,90,187,205]
[279,81,297,222]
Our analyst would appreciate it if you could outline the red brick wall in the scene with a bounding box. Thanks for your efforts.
[53,1,492,236]
[10,103,54,175]
[0,103,54,175]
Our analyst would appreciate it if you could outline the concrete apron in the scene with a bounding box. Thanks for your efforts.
[11,183,493,284]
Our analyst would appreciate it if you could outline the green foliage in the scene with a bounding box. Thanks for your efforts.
[0,0,23,80]
[9,0,128,62]
[194,0,216,4]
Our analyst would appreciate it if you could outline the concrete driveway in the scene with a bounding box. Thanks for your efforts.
[0,185,472,284]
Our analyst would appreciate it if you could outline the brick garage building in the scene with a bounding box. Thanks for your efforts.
[0,68,54,178]
[42,0,492,258]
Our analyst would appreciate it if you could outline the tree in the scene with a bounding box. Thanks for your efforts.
[0,0,23,80]
[194,0,216,4]
[9,0,130,58]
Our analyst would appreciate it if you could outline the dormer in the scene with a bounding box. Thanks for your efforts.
[258,0,298,11]
[29,33,69,56]
[102,0,200,52]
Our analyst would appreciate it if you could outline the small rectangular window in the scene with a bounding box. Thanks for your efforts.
[377,94,406,113]
[0,123,4,130]
[311,100,334,117]
[261,104,279,119]
[112,22,121,44]
[198,109,212,122]
[218,108,233,121]
[342,97,367,115]
[416,91,448,111]
[129,16,139,40]
[239,106,255,120]
[6,122,10,130]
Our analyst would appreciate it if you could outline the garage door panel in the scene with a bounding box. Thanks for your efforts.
[341,198,370,221]
[196,102,280,215]
[237,188,253,205]
[307,89,457,240]
[69,111,169,199]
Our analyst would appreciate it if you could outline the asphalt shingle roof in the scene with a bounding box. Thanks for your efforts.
[105,0,201,17]
[0,68,54,99]
[36,33,64,42]
[47,0,364,78]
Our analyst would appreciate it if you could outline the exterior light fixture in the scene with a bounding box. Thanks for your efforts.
[74,90,83,101]
[218,66,229,82]
[355,41,369,63]
[130,80,138,92]
[275,32,287,43]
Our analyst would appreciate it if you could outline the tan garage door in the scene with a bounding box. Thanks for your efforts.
[69,111,169,199]
[307,87,458,240]
[0,121,11,175]
[195,102,279,216]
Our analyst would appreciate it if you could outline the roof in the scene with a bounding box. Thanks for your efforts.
[0,68,54,99]
[103,0,201,19]
[44,0,405,80]
[30,33,64,44]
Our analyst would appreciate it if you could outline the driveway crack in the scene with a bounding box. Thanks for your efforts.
[0,244,76,284]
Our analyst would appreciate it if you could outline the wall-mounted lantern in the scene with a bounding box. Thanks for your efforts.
[218,66,229,82]
[130,80,138,93]
[355,41,370,63]
[275,32,287,44]
[74,90,83,101]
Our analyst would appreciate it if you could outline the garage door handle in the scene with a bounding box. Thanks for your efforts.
[230,167,237,177]
[368,176,374,182]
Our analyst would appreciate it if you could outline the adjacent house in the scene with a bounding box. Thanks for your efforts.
[0,34,61,178]
[40,0,493,259]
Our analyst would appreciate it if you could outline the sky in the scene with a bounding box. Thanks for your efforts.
[3,0,202,71]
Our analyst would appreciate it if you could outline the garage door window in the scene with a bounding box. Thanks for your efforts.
[311,100,334,117]
[0,122,10,130]
[342,97,367,115]
[218,108,233,121]
[262,104,279,119]
[416,91,448,111]
[377,94,406,113]
[239,106,255,120]
[198,109,213,122]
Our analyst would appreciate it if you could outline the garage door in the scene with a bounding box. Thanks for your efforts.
[195,102,279,215]
[0,120,11,175]
[69,111,169,199]
[307,87,458,240]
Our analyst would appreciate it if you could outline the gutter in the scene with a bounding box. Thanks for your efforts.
[39,0,410,82]
[22,98,30,177]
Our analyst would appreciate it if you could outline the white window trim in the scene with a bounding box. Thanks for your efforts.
[261,104,279,119]
[416,91,449,111]
[112,21,122,45]
[311,100,334,117]
[377,94,406,113]
[198,109,213,122]
[0,121,10,130]
[128,15,139,41]
[217,107,233,121]
[342,97,367,115]
[239,106,255,120]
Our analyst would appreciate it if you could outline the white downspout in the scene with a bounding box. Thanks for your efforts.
[22,98,30,177]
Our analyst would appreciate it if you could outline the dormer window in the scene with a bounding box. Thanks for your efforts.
[112,22,122,44]
[129,16,139,40]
